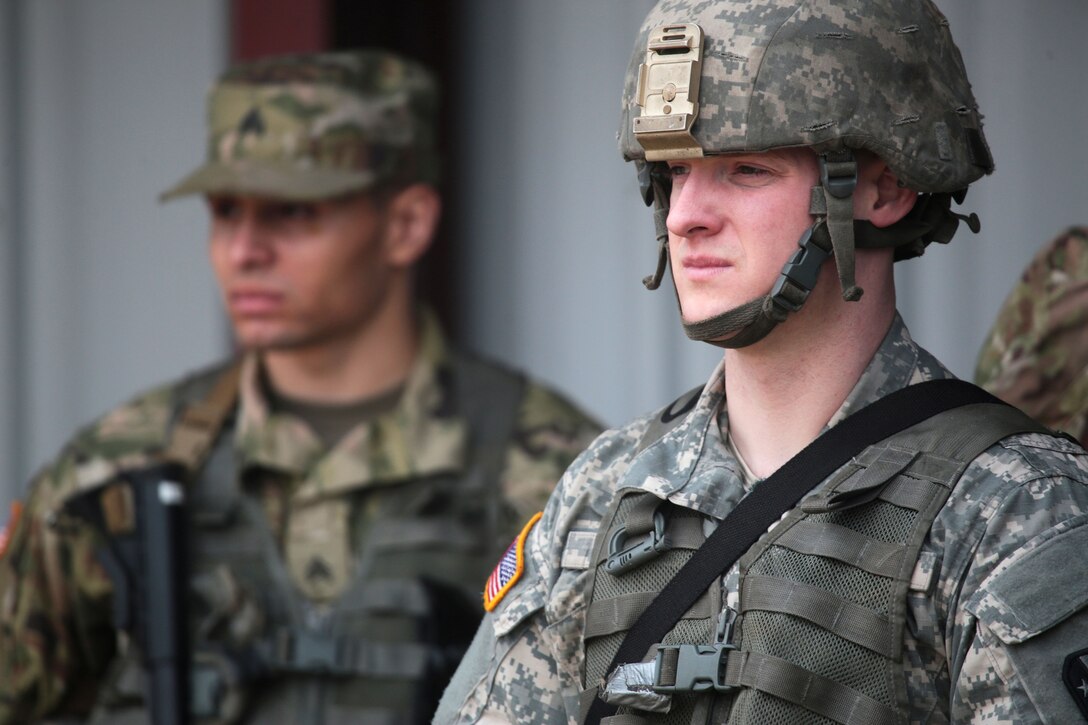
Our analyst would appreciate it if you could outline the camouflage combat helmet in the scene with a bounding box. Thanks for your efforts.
[161,49,440,202]
[620,0,993,347]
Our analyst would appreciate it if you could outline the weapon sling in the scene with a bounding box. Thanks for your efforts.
[584,379,1018,724]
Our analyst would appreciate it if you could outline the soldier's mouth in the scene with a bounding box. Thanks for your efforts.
[229,290,284,315]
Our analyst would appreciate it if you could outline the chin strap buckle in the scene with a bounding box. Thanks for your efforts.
[819,150,857,199]
[770,225,831,313]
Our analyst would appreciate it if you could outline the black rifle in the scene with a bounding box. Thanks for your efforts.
[69,463,190,725]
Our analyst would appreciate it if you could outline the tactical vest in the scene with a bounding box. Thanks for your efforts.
[80,352,527,725]
[580,402,1042,725]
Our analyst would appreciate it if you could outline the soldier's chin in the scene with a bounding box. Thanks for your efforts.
[678,297,745,326]
[232,329,313,353]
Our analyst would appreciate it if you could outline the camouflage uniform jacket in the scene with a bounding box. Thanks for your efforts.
[0,313,603,723]
[976,226,1088,447]
[438,313,1088,724]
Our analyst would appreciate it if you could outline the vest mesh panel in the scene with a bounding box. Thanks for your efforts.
[727,499,918,723]
[808,500,919,544]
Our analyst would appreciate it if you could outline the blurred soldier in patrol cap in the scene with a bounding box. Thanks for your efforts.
[976,226,1088,447]
[435,1,1088,723]
[0,49,602,725]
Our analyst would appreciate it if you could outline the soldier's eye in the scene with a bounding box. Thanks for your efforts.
[272,203,319,222]
[207,197,240,221]
[665,163,690,179]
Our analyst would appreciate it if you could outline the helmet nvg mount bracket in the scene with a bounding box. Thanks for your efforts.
[633,24,705,162]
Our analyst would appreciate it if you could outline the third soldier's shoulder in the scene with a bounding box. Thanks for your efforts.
[548,394,689,502]
[516,379,603,441]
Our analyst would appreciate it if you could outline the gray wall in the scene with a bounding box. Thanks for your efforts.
[2,1,1086,510]
[0,2,228,502]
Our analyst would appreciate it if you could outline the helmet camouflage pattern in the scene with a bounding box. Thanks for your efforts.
[619,0,993,193]
[162,49,440,202]
[620,0,993,347]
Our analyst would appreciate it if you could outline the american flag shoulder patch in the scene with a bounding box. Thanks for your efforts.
[483,511,542,612]
[0,500,23,560]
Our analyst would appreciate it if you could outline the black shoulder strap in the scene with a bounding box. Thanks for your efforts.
[162,359,243,476]
[585,379,1024,724]
[451,351,528,544]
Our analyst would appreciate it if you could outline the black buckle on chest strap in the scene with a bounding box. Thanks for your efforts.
[652,608,737,694]
[652,643,736,694]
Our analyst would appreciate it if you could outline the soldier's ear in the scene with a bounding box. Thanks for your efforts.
[861,162,917,229]
[383,183,441,267]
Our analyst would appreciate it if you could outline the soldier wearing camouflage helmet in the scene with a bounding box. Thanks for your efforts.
[0,50,602,725]
[976,226,1088,447]
[435,1,1088,723]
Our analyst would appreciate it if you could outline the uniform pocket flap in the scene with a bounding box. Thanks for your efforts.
[492,567,547,637]
[966,519,1088,644]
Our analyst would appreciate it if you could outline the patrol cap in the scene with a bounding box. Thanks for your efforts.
[161,49,440,202]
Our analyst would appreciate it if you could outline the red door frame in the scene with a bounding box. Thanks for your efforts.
[231,0,331,61]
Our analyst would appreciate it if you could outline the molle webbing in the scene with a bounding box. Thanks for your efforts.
[725,403,1044,725]
[580,493,718,725]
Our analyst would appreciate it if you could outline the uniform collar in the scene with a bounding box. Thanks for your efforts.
[626,313,953,519]
[235,309,469,498]
[826,312,955,429]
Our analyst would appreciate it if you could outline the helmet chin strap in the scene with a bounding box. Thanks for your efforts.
[640,162,671,292]
[682,221,834,348]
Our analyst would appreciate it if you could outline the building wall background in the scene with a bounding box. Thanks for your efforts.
[2,0,1086,509]
[0,1,227,502]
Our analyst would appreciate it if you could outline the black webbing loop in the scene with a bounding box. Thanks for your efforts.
[583,379,1008,724]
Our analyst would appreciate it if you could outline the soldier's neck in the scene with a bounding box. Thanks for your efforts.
[724,269,895,479]
[258,294,419,405]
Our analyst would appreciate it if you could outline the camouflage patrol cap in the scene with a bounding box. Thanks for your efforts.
[976,227,1088,446]
[620,0,994,194]
[161,49,440,202]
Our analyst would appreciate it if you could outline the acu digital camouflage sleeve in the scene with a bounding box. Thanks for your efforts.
[976,226,1088,446]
